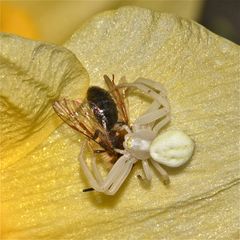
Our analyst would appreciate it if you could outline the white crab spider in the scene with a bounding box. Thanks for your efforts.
[79,78,194,195]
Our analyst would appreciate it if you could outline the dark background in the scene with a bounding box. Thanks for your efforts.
[200,0,240,44]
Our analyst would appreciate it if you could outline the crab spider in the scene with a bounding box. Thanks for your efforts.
[79,78,194,195]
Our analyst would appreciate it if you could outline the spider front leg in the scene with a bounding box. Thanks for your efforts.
[135,78,168,95]
[135,103,169,125]
[79,140,103,192]
[101,154,134,195]
[129,80,170,109]
[79,141,134,195]
[127,80,171,131]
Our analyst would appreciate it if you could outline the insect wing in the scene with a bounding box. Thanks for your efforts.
[53,99,113,149]
[104,75,129,125]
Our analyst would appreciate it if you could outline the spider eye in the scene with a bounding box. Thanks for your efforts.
[149,130,195,167]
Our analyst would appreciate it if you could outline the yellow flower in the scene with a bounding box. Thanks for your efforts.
[0,3,40,40]
[0,1,203,44]
[1,7,239,240]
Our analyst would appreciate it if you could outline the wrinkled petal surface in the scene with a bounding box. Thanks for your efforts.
[2,7,240,240]
[0,33,89,168]
[0,34,89,239]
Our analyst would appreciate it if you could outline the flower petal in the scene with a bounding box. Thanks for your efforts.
[0,33,89,168]
[2,6,240,240]
[65,6,239,238]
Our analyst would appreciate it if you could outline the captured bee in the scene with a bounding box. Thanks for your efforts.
[53,75,129,175]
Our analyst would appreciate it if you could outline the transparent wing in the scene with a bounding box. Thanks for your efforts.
[53,98,114,153]
[104,75,129,125]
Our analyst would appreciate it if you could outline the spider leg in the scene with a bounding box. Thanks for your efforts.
[145,100,160,113]
[152,114,171,133]
[126,80,171,131]
[135,78,168,95]
[78,140,102,191]
[127,81,170,109]
[88,142,104,185]
[142,159,152,181]
[131,100,158,132]
[131,86,170,131]
[150,159,170,185]
[104,157,134,195]
[101,155,130,190]
[100,155,133,194]
[135,108,169,125]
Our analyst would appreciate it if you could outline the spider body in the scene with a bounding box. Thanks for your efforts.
[53,76,194,195]
[79,78,175,194]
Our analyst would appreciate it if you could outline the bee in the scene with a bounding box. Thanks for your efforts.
[53,75,129,190]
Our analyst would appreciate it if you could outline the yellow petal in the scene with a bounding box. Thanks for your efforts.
[2,6,239,240]
[0,33,89,168]
[0,34,88,239]
[65,6,239,238]
[4,1,203,44]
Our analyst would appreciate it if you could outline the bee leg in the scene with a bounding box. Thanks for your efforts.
[92,129,101,140]
[93,149,106,153]
[83,187,94,192]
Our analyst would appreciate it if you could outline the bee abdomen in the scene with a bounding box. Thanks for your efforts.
[87,86,118,130]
